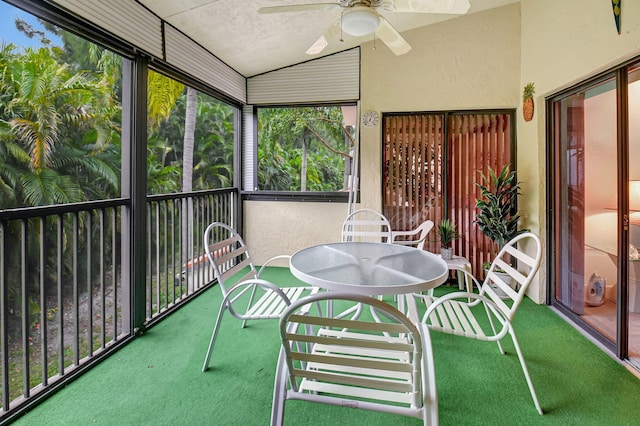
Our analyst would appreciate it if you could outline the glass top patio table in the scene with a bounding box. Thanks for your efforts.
[290,242,449,296]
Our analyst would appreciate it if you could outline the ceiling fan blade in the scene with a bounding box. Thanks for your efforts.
[258,3,338,14]
[306,20,341,55]
[391,0,471,14]
[375,18,411,55]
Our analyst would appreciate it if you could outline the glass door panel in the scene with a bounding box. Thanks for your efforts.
[628,65,640,364]
[582,78,618,342]
[554,77,618,343]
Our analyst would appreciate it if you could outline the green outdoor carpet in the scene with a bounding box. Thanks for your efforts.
[10,267,640,425]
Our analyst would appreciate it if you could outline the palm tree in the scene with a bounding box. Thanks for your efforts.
[181,86,197,272]
[192,99,234,189]
[146,71,200,289]
[8,47,113,172]
[0,45,120,207]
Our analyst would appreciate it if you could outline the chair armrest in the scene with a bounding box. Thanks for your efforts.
[225,277,293,307]
[421,291,511,338]
[423,291,484,313]
[257,255,292,277]
[391,229,424,242]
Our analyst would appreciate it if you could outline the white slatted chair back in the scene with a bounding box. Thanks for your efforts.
[420,232,544,415]
[391,220,435,250]
[201,222,318,372]
[481,232,543,321]
[342,209,393,243]
[204,222,256,297]
[271,292,438,426]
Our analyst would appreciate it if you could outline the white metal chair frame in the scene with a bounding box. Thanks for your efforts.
[417,232,544,415]
[391,220,435,250]
[341,208,393,243]
[271,292,438,426]
[339,208,393,319]
[201,222,319,372]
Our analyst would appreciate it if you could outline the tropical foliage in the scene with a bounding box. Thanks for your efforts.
[146,73,235,194]
[0,43,121,208]
[475,164,528,250]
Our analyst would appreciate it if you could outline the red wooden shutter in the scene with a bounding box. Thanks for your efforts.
[383,112,512,276]
[449,113,512,275]
[383,114,444,252]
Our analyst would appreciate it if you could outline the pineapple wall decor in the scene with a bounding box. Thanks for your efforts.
[522,82,535,122]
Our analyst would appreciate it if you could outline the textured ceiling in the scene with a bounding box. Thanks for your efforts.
[138,0,519,77]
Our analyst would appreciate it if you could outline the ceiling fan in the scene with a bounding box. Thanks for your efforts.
[258,0,471,56]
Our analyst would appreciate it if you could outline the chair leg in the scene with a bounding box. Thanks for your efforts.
[241,285,259,328]
[202,301,228,372]
[484,306,505,355]
[335,301,363,320]
[509,329,543,415]
[419,324,439,426]
[270,348,288,426]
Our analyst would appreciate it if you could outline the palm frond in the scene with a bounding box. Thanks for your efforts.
[20,169,85,206]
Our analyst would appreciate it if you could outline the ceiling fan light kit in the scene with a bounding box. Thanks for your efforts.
[341,7,380,36]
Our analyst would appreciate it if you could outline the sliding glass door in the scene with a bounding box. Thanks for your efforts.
[551,60,640,366]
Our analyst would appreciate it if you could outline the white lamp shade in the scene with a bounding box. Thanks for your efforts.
[342,7,380,37]
[631,181,640,211]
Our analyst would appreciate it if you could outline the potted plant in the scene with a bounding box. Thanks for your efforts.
[435,218,460,260]
[475,164,528,291]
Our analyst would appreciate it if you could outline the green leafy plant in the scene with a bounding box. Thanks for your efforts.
[435,218,460,248]
[475,164,528,252]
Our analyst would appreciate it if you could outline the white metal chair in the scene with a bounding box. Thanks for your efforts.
[340,209,392,319]
[416,232,544,414]
[201,222,319,371]
[341,208,393,243]
[271,292,438,426]
[391,220,434,250]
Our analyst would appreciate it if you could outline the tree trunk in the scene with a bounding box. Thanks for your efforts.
[181,87,197,291]
[301,137,307,191]
[343,125,352,190]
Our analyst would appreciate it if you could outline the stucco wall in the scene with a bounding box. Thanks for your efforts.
[244,201,347,264]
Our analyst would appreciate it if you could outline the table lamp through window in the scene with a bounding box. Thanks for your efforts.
[630,181,640,211]
[630,181,640,260]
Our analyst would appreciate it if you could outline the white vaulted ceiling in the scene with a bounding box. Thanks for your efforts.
[137,0,519,77]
